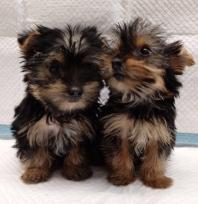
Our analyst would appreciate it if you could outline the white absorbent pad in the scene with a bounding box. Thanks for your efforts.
[0,140,198,204]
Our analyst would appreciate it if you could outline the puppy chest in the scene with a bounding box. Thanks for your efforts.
[26,115,94,155]
[103,114,172,154]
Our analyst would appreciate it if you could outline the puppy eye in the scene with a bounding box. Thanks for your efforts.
[140,46,152,56]
[47,60,62,76]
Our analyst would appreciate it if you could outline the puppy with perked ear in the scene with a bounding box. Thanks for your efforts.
[12,25,104,183]
[100,18,195,188]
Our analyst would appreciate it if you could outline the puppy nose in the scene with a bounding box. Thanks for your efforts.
[112,58,123,73]
[69,87,82,97]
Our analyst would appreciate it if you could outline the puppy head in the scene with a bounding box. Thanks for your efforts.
[101,18,195,103]
[19,25,104,113]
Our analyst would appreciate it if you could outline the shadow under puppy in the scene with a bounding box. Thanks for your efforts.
[12,25,104,183]
[100,18,194,188]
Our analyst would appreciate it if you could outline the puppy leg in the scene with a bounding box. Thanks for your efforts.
[140,141,172,188]
[21,148,52,183]
[62,145,92,181]
[105,138,135,186]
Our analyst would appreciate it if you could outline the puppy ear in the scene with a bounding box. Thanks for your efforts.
[18,26,56,58]
[18,29,40,57]
[165,41,195,75]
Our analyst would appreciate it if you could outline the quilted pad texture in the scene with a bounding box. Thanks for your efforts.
[0,140,198,204]
[0,0,197,134]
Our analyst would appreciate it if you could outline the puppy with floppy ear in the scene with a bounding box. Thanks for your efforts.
[100,18,195,187]
[12,25,104,183]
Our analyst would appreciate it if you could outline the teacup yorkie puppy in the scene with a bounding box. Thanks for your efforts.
[100,18,194,188]
[11,25,104,183]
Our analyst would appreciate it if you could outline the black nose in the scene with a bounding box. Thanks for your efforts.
[69,87,82,98]
[112,58,123,73]
[112,58,125,80]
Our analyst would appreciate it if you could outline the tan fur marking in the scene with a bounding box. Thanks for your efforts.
[129,118,173,155]
[171,47,195,75]
[34,52,65,81]
[83,81,100,100]
[30,81,100,112]
[112,139,133,171]
[29,84,44,101]
[62,146,92,180]
[108,77,133,93]
[135,36,152,48]
[125,58,145,68]
[36,67,51,81]
[104,115,172,156]
[100,53,114,79]
[21,148,52,183]
[27,115,60,147]
[30,81,82,112]
[29,85,42,101]
[58,81,100,112]
[45,80,66,95]
[140,141,172,188]
[21,168,50,184]
[103,115,172,186]
[125,58,166,89]
[19,31,40,53]
[66,147,84,166]
[27,115,94,155]
[50,51,65,63]
[22,148,52,169]
[103,114,135,185]
[103,113,131,139]
[180,47,195,66]
[108,138,135,186]
[107,58,167,102]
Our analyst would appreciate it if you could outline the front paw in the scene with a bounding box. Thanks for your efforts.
[108,172,135,186]
[21,168,49,184]
[142,176,173,188]
[62,165,93,181]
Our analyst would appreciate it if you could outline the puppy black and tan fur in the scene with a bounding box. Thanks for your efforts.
[12,25,104,183]
[100,18,194,188]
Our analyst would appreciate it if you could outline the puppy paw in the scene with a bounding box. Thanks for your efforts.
[142,176,173,188]
[108,173,135,186]
[62,165,92,181]
[21,168,49,184]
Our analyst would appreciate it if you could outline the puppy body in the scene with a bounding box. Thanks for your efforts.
[12,25,104,183]
[100,18,194,187]
[101,92,175,187]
